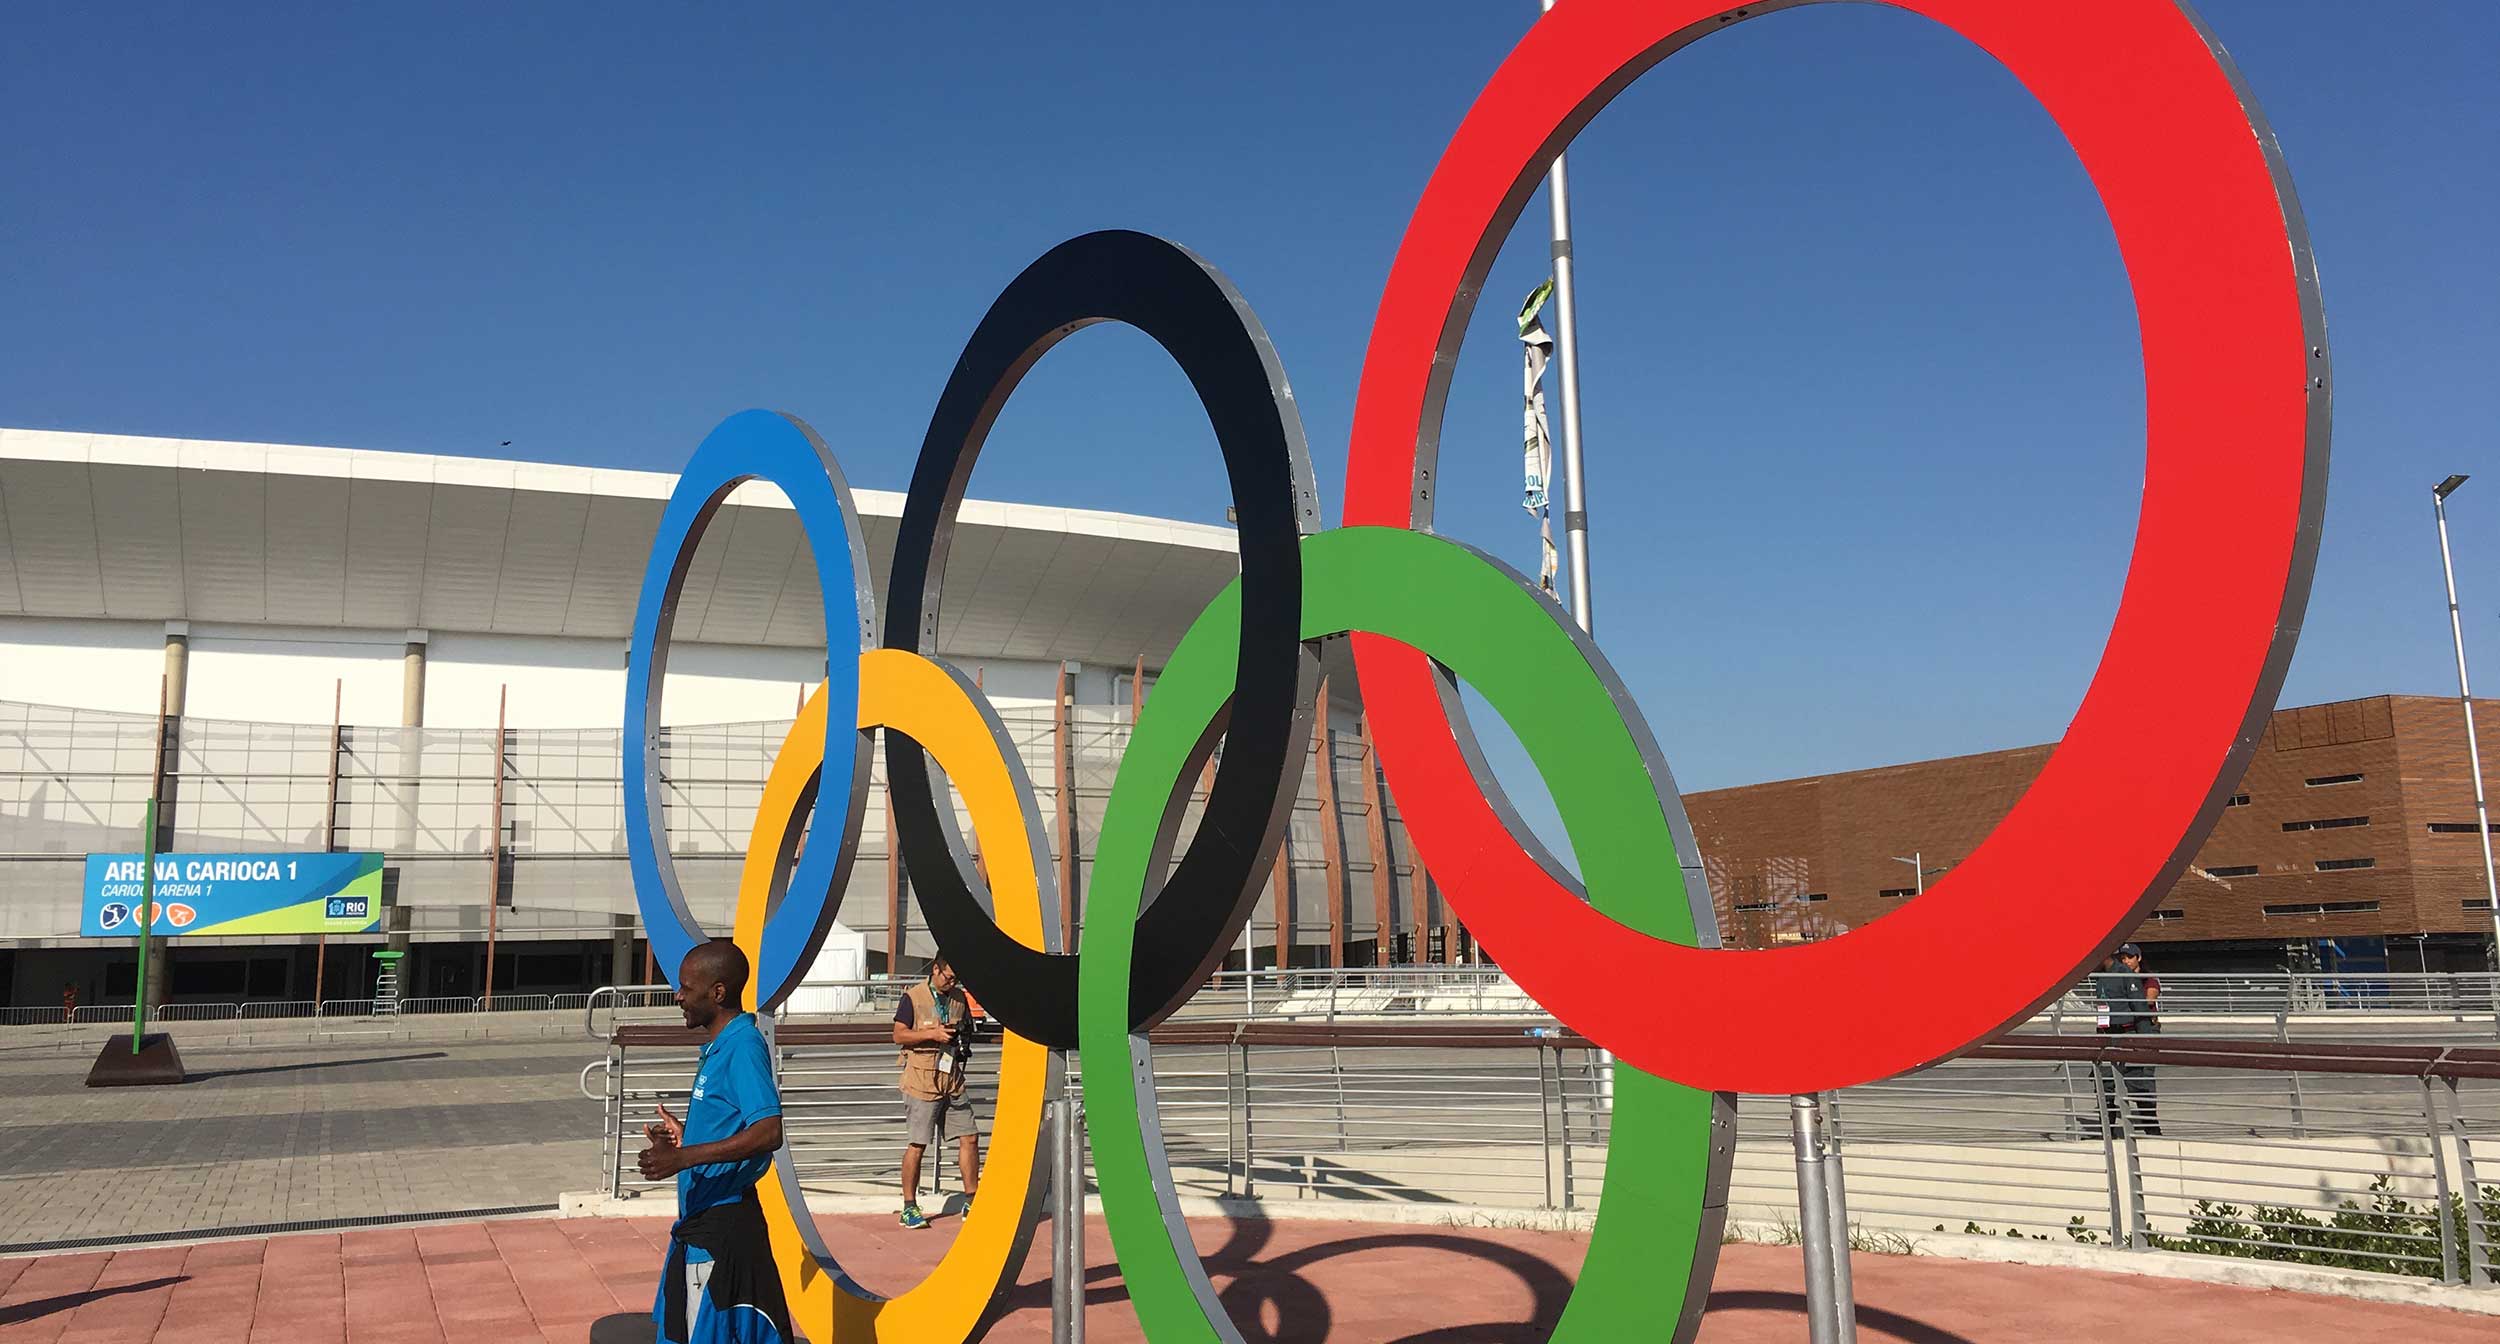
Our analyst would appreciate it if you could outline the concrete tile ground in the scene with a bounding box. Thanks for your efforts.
[0,1040,601,1245]
[0,1213,2487,1342]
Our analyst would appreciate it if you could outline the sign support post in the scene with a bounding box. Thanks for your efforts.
[88,797,186,1085]
[131,795,157,1055]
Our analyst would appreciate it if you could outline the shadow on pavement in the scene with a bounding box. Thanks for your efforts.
[1241,1158,1461,1205]
[185,1051,449,1081]
[1704,1289,1980,1344]
[1001,1217,1576,1342]
[588,1311,657,1343]
[0,1275,185,1325]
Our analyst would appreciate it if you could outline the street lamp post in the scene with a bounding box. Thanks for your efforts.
[2432,475,2500,970]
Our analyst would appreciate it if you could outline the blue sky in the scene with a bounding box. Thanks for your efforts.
[3,1,2494,797]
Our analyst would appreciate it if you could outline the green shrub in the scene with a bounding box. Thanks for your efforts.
[1934,1184,2497,1280]
[2139,1176,2500,1280]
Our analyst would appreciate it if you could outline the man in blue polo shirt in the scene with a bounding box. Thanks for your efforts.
[635,939,792,1344]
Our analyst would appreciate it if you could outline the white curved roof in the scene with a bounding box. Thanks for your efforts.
[0,427,1245,665]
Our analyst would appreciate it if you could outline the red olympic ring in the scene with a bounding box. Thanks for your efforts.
[1345,0,2328,1094]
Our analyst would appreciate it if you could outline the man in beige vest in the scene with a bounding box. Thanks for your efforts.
[892,954,981,1229]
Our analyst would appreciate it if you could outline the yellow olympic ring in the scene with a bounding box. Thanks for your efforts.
[732,647,1056,1340]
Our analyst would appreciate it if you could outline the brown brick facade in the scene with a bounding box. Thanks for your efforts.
[1684,695,2500,960]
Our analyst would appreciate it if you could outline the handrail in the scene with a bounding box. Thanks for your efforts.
[609,1018,2500,1081]
[609,1018,1588,1050]
[583,984,678,1042]
[1979,1032,2500,1081]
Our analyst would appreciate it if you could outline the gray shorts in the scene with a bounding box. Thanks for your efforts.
[905,1091,977,1147]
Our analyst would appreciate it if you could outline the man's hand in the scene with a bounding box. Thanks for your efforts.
[638,1113,781,1183]
[636,1101,684,1181]
[636,1141,683,1182]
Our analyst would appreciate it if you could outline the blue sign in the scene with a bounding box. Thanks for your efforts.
[81,852,385,937]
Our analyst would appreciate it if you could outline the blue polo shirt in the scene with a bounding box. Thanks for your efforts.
[679,1012,781,1217]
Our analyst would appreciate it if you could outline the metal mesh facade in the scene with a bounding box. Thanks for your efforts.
[0,693,1432,962]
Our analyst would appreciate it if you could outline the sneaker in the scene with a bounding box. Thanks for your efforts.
[899,1204,928,1230]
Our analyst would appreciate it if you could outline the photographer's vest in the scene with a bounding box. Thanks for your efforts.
[897,980,969,1101]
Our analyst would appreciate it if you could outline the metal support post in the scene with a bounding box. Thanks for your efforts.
[1558,1054,1580,1212]
[2094,1063,2130,1245]
[2277,1007,2308,1137]
[1238,1042,1258,1199]
[1224,1041,1241,1199]
[2117,1080,2149,1250]
[1791,1094,1842,1344]
[1050,1082,1071,1334]
[1051,1055,1087,1344]
[1537,1047,1560,1210]
[1822,1091,1859,1343]
[1330,1045,1351,1153]
[2446,1076,2493,1285]
[608,1048,629,1198]
[2424,1078,2465,1284]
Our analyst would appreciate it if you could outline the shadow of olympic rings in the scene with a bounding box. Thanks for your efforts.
[1701,1289,1982,1344]
[997,1216,1573,1342]
[989,1218,1984,1344]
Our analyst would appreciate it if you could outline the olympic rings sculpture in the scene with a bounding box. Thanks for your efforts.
[623,2,2327,1339]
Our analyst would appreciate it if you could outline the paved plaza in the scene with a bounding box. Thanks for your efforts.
[1,1212,2488,1342]
[0,1035,599,1247]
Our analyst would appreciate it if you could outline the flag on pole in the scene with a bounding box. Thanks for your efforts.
[1518,278,1559,594]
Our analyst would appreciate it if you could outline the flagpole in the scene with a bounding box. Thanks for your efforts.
[1540,0,1594,633]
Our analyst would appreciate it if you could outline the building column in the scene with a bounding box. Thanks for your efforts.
[143,623,189,1018]
[392,630,426,961]
[401,629,429,728]
[162,622,190,718]
[610,913,637,988]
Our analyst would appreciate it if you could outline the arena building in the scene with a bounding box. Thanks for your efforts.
[0,428,1451,1011]
[16,430,2484,1010]
[1688,694,2500,974]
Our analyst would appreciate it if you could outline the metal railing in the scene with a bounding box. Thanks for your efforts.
[2050,971,2500,1023]
[583,984,684,1042]
[13,968,2500,1035]
[593,1020,2500,1288]
[0,994,610,1033]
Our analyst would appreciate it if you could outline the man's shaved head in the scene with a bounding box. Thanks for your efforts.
[675,939,751,1031]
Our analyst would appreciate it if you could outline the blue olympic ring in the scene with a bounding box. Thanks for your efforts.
[623,409,877,1008]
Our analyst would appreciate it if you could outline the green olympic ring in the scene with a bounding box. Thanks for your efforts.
[1080,526,1733,1342]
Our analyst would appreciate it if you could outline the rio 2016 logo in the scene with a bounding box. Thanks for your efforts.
[623,2,2326,1339]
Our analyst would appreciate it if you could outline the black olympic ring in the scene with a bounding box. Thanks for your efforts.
[883,229,1322,1047]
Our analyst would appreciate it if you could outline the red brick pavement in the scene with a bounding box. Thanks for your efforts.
[1,1213,2487,1341]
